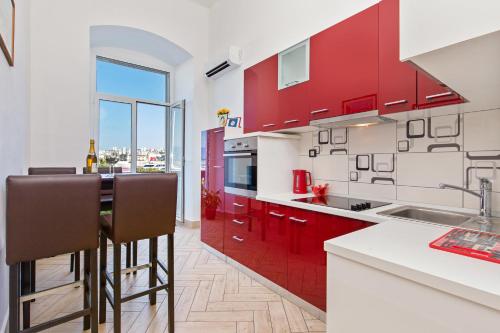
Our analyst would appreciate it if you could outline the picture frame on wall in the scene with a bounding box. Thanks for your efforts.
[0,0,15,66]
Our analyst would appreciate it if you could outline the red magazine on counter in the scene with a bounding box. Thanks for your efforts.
[429,228,500,264]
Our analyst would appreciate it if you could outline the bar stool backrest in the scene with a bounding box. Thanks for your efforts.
[112,173,177,243]
[28,167,76,175]
[6,175,101,265]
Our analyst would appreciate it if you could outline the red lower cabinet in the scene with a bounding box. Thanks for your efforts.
[254,203,288,289]
[286,208,324,309]
[286,207,375,311]
[224,196,264,270]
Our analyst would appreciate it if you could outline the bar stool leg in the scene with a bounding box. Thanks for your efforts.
[99,233,107,324]
[90,249,98,332]
[74,251,80,282]
[132,241,138,275]
[113,244,122,333]
[149,237,158,305]
[83,250,90,330]
[9,264,20,333]
[70,253,74,272]
[125,243,131,274]
[30,260,36,296]
[21,261,31,329]
[167,234,174,333]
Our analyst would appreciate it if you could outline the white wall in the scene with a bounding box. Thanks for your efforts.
[29,0,211,221]
[0,1,30,329]
[208,0,380,136]
[400,0,500,60]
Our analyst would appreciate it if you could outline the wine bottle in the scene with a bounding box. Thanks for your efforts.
[86,139,98,173]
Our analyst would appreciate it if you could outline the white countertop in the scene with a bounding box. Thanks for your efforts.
[256,192,500,311]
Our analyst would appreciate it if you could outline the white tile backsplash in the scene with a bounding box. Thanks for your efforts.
[312,155,349,181]
[397,152,463,188]
[349,182,397,200]
[464,109,500,151]
[294,109,500,214]
[396,186,463,208]
[348,122,396,154]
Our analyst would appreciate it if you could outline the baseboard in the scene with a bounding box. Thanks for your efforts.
[0,310,7,333]
[202,243,326,322]
[180,218,200,229]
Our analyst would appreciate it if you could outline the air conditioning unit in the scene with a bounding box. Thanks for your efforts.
[205,46,242,79]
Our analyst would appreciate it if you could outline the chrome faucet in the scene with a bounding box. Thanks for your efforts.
[439,178,492,218]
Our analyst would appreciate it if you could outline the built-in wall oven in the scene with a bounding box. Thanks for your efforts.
[224,137,258,198]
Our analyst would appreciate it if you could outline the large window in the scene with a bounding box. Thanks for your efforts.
[96,57,169,173]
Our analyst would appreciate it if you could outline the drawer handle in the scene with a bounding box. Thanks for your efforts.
[284,119,299,124]
[269,211,285,218]
[310,108,329,115]
[289,217,307,223]
[213,165,223,169]
[232,236,244,242]
[213,129,224,133]
[263,123,276,128]
[233,203,245,208]
[232,219,245,225]
[426,92,454,100]
[384,99,408,107]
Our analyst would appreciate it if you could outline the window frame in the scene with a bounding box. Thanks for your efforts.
[94,56,171,173]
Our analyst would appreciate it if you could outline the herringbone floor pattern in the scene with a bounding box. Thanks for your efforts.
[27,225,326,332]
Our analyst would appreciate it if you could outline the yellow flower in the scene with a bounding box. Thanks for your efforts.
[216,108,230,116]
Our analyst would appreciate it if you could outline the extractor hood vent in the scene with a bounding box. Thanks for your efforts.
[309,110,396,128]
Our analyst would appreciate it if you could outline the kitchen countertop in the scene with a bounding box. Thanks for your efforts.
[256,192,500,311]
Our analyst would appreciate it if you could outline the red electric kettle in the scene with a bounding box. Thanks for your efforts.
[293,169,312,194]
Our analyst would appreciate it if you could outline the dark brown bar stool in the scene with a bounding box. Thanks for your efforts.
[6,175,101,332]
[27,167,80,289]
[99,174,177,333]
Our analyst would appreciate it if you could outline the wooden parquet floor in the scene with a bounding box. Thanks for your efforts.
[28,225,326,332]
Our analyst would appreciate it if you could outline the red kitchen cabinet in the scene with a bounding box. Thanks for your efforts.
[201,128,225,253]
[224,195,264,270]
[316,214,375,310]
[309,5,379,119]
[286,207,323,309]
[244,55,280,133]
[254,203,288,288]
[417,71,463,109]
[379,0,417,114]
[278,81,310,129]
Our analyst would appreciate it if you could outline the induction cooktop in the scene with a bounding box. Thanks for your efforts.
[293,195,390,212]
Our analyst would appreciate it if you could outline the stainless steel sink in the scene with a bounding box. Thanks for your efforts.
[378,206,475,227]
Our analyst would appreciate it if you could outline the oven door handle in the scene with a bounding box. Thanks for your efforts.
[223,153,254,157]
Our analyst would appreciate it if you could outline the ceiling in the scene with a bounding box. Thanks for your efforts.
[189,0,219,8]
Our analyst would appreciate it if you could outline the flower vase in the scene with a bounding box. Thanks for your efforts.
[218,114,228,127]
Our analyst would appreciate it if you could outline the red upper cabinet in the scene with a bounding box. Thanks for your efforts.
[244,55,279,133]
[417,71,464,109]
[278,81,310,129]
[201,128,225,253]
[379,0,417,114]
[310,5,379,118]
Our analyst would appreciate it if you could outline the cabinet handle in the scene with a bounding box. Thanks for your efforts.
[263,123,276,128]
[213,165,223,169]
[233,203,245,208]
[269,211,285,218]
[426,92,454,100]
[284,119,299,124]
[232,219,245,225]
[310,108,329,115]
[232,236,244,242]
[213,129,224,133]
[289,217,307,223]
[384,99,408,107]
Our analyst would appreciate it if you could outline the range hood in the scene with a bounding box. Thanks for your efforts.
[309,110,396,128]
